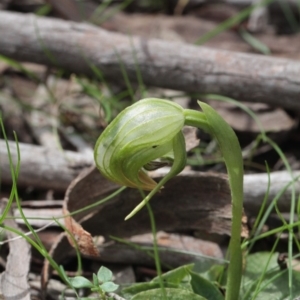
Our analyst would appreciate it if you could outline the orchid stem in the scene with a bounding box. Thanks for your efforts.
[193,102,243,300]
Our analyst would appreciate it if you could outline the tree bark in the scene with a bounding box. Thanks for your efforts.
[0,11,300,110]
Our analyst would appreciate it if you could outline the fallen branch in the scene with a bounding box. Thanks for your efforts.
[0,11,300,110]
[0,139,93,191]
[153,168,300,214]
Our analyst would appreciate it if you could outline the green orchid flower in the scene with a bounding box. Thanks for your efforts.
[94,99,186,193]
[94,98,244,300]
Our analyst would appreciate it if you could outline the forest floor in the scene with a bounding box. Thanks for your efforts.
[0,1,300,299]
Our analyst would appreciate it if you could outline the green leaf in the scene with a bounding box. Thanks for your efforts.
[68,276,94,289]
[241,252,300,299]
[100,281,119,292]
[121,282,179,298]
[93,273,99,286]
[97,266,113,283]
[189,270,224,300]
[239,28,271,55]
[198,264,226,284]
[131,288,207,300]
[59,265,72,286]
[35,3,52,16]
[152,264,194,286]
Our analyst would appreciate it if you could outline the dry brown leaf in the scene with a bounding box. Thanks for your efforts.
[63,207,99,257]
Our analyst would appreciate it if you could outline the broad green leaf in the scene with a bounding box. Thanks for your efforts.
[199,264,226,284]
[100,281,119,292]
[131,288,207,300]
[68,276,93,288]
[152,264,194,286]
[121,282,179,298]
[189,270,224,300]
[241,252,300,299]
[97,266,113,282]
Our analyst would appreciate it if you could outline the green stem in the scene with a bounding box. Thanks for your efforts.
[186,103,244,300]
[183,109,210,132]
[146,201,167,300]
